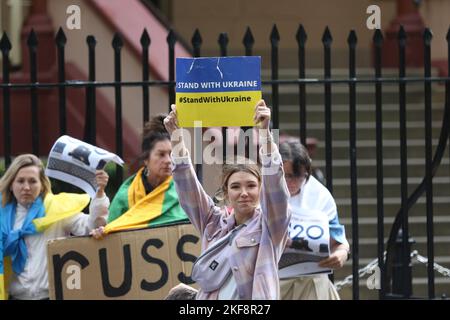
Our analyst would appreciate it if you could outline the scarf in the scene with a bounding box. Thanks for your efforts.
[2,197,45,274]
[0,192,89,299]
[104,168,188,233]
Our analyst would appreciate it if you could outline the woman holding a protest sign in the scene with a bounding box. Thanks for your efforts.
[279,140,350,300]
[0,154,109,300]
[91,114,188,238]
[163,100,290,300]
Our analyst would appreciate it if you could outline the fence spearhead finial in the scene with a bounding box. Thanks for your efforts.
[296,24,307,47]
[243,27,255,48]
[218,33,229,47]
[347,30,358,48]
[218,32,229,56]
[191,29,202,57]
[270,24,280,46]
[55,27,67,47]
[86,35,97,47]
[167,29,177,47]
[322,26,333,47]
[140,29,151,47]
[423,28,433,46]
[0,33,12,52]
[27,29,38,48]
[373,29,383,47]
[398,26,407,46]
[112,33,124,50]
[191,29,202,47]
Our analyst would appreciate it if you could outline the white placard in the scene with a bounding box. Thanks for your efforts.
[279,209,332,278]
[45,135,124,198]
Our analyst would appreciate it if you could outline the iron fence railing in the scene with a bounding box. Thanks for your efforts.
[1,24,449,299]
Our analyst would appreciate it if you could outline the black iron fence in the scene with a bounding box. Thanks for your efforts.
[1,24,449,300]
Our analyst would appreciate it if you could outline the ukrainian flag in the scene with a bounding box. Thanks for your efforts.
[1,193,89,299]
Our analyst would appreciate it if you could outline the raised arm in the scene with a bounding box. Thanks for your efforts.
[67,170,110,236]
[164,105,221,234]
[255,100,291,258]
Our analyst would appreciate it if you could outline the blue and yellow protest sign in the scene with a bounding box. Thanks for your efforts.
[176,56,261,127]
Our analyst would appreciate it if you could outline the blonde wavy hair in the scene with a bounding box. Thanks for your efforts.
[0,154,51,206]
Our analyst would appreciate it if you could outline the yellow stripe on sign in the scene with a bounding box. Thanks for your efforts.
[176,91,261,127]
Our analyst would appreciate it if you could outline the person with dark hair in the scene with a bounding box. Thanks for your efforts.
[0,154,109,300]
[163,100,290,300]
[278,140,349,300]
[91,114,188,238]
[279,133,325,185]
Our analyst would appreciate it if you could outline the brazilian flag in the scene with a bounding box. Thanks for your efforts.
[104,168,189,234]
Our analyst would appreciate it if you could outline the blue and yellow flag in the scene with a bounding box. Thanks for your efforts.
[1,193,89,299]
[176,56,261,127]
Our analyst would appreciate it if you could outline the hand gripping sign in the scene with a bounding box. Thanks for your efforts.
[176,56,262,127]
[45,135,124,198]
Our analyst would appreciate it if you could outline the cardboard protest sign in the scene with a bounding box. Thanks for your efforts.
[176,56,261,127]
[45,135,124,198]
[47,223,200,300]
